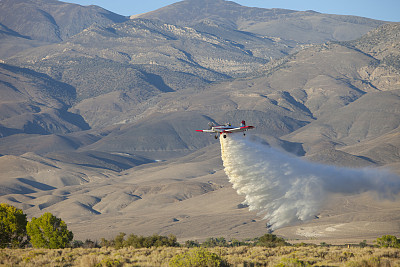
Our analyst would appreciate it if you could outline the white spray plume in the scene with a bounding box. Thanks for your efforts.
[220,134,400,229]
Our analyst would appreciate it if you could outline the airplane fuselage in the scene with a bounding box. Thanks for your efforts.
[196,121,254,139]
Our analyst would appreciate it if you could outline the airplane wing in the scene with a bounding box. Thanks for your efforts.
[223,126,254,133]
[195,129,215,133]
[242,126,255,130]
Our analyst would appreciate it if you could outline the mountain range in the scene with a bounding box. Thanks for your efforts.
[0,0,399,242]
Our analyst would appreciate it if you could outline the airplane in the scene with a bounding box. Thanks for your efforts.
[196,120,254,139]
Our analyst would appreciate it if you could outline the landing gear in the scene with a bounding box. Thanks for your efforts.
[214,135,218,139]
[223,134,227,138]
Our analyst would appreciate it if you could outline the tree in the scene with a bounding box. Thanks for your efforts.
[359,240,368,248]
[255,233,289,247]
[376,235,400,248]
[202,237,228,247]
[26,212,73,249]
[114,232,126,249]
[105,232,180,248]
[0,203,29,248]
[185,240,200,248]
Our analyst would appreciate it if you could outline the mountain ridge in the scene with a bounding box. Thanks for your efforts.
[136,0,385,43]
[0,0,128,58]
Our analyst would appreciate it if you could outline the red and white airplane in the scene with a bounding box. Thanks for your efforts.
[196,120,254,139]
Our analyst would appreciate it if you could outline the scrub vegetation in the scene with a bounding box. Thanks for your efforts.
[2,204,400,266]
[1,243,400,266]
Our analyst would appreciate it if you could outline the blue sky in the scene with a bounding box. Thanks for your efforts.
[63,0,399,22]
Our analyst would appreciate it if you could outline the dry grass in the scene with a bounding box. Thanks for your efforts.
[0,246,400,266]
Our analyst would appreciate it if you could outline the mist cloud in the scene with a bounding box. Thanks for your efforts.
[220,134,400,229]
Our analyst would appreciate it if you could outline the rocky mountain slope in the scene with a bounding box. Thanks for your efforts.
[136,0,384,43]
[0,0,127,58]
[0,0,399,242]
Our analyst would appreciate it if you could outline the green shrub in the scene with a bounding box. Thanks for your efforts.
[99,257,123,267]
[320,242,329,247]
[275,257,310,267]
[169,248,228,267]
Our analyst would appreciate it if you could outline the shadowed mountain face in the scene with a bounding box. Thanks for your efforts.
[1,0,400,242]
[0,63,89,137]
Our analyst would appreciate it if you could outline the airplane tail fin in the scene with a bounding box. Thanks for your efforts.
[241,120,246,127]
